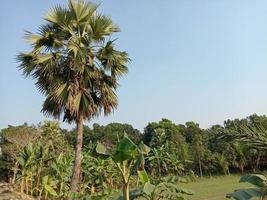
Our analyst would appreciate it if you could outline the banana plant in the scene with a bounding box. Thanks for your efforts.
[81,143,120,196]
[82,152,117,195]
[96,135,151,200]
[226,174,267,200]
[16,142,51,197]
[147,142,184,177]
[40,175,58,200]
[16,143,38,195]
[127,176,192,200]
[51,153,73,198]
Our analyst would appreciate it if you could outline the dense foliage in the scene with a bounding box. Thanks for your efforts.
[1,114,267,199]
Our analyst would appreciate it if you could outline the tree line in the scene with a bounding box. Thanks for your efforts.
[67,113,267,177]
[1,113,267,198]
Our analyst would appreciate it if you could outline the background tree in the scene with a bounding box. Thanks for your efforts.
[233,143,248,174]
[143,119,187,156]
[0,124,39,183]
[17,0,129,194]
[101,123,141,147]
[143,119,189,178]
[146,142,185,177]
[184,122,206,177]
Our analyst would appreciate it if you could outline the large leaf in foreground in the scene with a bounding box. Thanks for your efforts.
[226,188,262,200]
[239,174,267,187]
[227,174,267,200]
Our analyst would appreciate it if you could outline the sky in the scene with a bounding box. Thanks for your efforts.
[1,0,267,131]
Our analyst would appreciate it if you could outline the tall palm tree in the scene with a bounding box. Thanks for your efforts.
[17,0,129,195]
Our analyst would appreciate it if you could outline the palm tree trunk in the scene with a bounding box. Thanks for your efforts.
[198,158,203,178]
[256,153,261,170]
[240,164,244,174]
[227,168,230,175]
[70,114,84,195]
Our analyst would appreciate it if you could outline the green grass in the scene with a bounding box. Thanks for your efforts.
[181,175,252,200]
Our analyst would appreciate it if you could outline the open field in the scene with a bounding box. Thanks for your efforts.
[181,175,252,200]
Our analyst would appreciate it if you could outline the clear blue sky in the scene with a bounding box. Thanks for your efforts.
[1,0,267,130]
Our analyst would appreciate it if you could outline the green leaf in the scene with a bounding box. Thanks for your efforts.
[36,54,53,63]
[143,182,155,195]
[139,142,151,155]
[16,157,25,167]
[42,176,58,196]
[116,136,137,153]
[54,83,68,100]
[112,136,139,163]
[96,142,109,155]
[226,188,262,200]
[112,151,132,163]
[138,170,149,184]
[24,32,41,43]
[45,184,58,197]
[239,174,267,187]
[95,142,111,160]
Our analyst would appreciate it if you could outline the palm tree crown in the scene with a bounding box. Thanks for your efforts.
[18,0,129,123]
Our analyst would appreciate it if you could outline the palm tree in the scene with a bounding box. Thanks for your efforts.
[234,143,248,174]
[17,0,129,195]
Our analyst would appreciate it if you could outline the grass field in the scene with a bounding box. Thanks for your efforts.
[181,175,252,200]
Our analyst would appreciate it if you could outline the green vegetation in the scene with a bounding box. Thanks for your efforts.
[1,0,267,199]
[2,114,267,199]
[96,136,150,200]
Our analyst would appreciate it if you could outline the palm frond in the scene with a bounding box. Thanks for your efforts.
[220,124,267,150]
[97,41,129,77]
[18,0,129,123]
[69,0,97,24]
[90,14,120,41]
